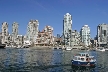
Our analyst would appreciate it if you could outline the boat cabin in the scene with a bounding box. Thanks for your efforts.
[73,56,86,61]
[75,53,90,57]
[73,54,95,62]
[73,55,95,62]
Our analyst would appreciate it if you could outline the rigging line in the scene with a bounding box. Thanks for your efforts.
[49,0,76,16]
[94,2,108,16]
[31,0,50,13]
[31,0,62,16]
[49,5,63,16]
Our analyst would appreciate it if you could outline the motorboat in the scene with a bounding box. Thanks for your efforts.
[71,52,96,67]
[104,46,108,51]
[65,47,72,51]
[105,48,108,51]
[0,44,6,49]
[96,47,105,52]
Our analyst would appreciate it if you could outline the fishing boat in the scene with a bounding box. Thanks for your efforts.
[71,52,96,67]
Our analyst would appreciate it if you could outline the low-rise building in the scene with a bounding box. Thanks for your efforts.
[35,25,54,46]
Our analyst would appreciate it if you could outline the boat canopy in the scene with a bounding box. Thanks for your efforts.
[75,52,89,57]
[73,55,95,62]
[73,56,86,61]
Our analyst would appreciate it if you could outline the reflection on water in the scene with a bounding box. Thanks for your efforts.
[0,48,108,72]
[49,50,63,72]
[4,49,11,68]
[51,50,62,65]
[95,51,108,72]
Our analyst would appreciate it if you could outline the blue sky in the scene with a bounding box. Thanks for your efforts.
[0,0,108,38]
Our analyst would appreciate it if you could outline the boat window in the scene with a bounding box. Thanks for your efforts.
[100,48,103,50]
[74,57,77,60]
[86,54,89,57]
[77,54,81,56]
[81,58,84,61]
[89,58,91,60]
[78,58,80,60]
[82,54,85,56]
[91,57,94,60]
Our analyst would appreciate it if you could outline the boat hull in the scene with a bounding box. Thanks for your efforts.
[66,49,72,50]
[0,45,6,49]
[71,60,96,67]
[65,47,72,50]
[105,49,108,51]
[97,49,105,52]
[96,47,105,52]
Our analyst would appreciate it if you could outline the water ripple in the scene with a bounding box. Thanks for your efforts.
[0,48,107,72]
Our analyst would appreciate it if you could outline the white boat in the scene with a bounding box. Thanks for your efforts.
[96,47,105,52]
[105,48,108,51]
[6,45,11,48]
[17,45,22,48]
[66,47,72,50]
[71,52,96,67]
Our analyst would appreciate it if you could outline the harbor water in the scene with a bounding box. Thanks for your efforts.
[0,48,108,72]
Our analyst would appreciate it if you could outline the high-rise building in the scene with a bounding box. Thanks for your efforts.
[26,20,39,43]
[63,13,72,46]
[12,22,19,42]
[0,33,2,43]
[97,23,108,46]
[1,22,9,44]
[80,25,90,46]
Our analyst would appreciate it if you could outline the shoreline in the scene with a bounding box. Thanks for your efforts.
[5,46,94,51]
[30,46,52,50]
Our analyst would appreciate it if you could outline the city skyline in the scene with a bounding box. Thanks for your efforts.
[0,0,108,38]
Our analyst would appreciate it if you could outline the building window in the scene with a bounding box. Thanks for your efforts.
[104,30,106,36]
